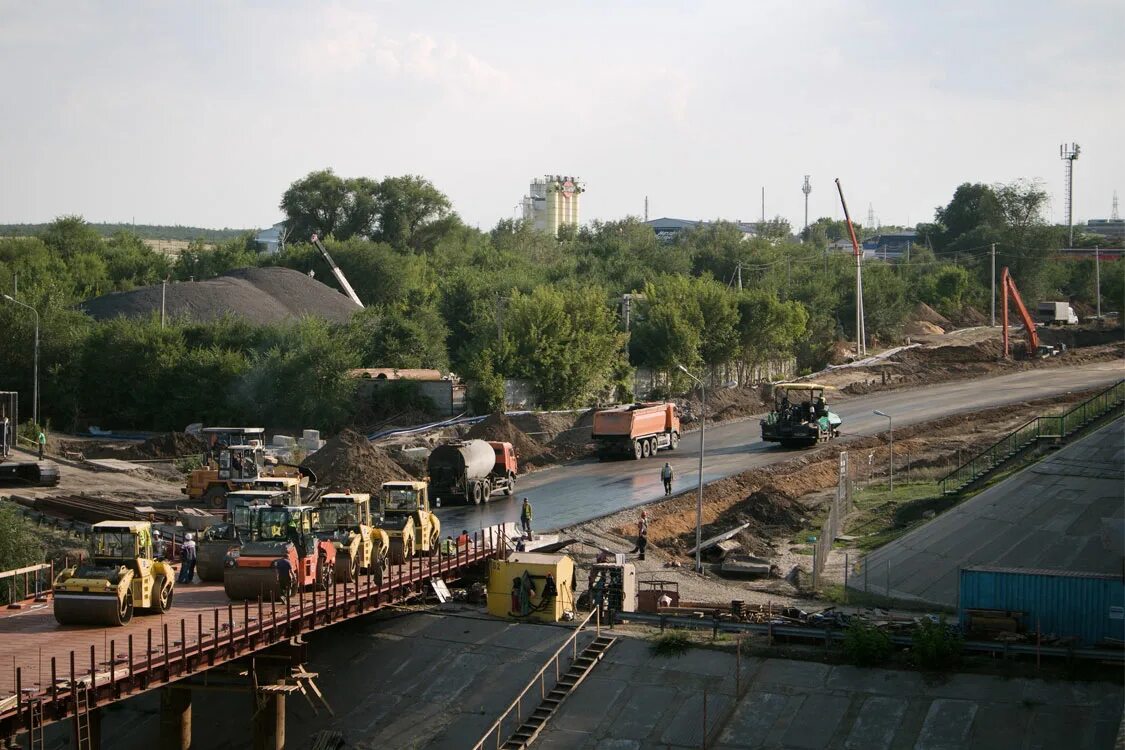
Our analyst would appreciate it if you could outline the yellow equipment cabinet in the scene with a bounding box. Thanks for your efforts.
[487,552,576,623]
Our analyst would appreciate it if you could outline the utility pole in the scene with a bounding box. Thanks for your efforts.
[801,176,811,238]
[835,178,866,357]
[496,296,506,341]
[1060,143,1081,246]
[644,196,649,223]
[736,263,742,291]
[1095,246,1102,320]
[990,243,996,326]
[161,278,167,328]
[760,187,765,225]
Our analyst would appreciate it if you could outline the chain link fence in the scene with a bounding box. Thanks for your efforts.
[811,451,853,589]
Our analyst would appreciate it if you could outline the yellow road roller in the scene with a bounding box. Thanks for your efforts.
[378,481,440,565]
[53,521,175,626]
[313,493,389,584]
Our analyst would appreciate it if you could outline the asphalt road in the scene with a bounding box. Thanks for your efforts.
[434,362,1124,534]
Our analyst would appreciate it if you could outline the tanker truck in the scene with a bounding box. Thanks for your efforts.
[427,439,518,505]
[592,402,680,460]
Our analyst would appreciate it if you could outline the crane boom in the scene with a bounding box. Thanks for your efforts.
[310,234,363,308]
[1000,266,1040,358]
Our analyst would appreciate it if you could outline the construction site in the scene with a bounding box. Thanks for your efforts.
[0,309,1121,749]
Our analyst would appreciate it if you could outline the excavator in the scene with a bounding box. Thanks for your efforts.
[1001,267,1057,359]
[183,427,313,509]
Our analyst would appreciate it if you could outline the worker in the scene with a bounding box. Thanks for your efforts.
[37,430,46,460]
[440,536,456,556]
[629,510,649,560]
[178,533,197,584]
[520,498,533,539]
[0,416,9,457]
[815,396,827,417]
[456,529,471,547]
[661,462,674,495]
[152,529,166,560]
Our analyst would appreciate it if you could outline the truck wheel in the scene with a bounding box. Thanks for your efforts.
[315,556,332,591]
[471,482,483,505]
[203,485,227,510]
[642,439,652,458]
[649,437,658,456]
[504,474,515,496]
[633,441,644,460]
[481,479,492,503]
[670,432,680,450]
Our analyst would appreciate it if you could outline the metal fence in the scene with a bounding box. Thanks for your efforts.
[940,379,1124,494]
[811,451,853,588]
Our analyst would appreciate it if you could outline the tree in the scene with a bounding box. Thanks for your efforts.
[372,175,454,252]
[345,304,450,371]
[736,289,808,370]
[280,169,351,240]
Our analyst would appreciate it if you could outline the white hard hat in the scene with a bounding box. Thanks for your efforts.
[185,533,194,541]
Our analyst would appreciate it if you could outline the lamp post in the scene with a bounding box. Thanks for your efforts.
[3,294,39,427]
[873,410,892,492]
[677,363,705,573]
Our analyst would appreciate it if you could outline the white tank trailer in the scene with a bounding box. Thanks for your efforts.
[427,439,517,505]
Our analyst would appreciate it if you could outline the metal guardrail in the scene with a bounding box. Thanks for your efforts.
[619,610,1125,663]
[473,608,601,750]
[0,526,506,742]
[940,379,1125,494]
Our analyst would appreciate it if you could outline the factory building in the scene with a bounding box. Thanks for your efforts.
[522,175,584,236]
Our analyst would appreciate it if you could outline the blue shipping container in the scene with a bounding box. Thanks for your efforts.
[959,567,1125,646]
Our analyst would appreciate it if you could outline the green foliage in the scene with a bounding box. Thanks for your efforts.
[650,630,692,657]
[911,617,963,671]
[843,620,893,666]
[346,304,449,371]
[172,234,258,281]
[0,502,40,577]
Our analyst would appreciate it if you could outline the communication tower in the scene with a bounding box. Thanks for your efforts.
[1113,190,1120,221]
[801,176,811,236]
[1060,143,1080,245]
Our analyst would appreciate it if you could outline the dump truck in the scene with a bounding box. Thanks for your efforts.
[1036,301,1079,326]
[379,481,441,564]
[195,489,287,582]
[592,402,680,460]
[428,439,518,505]
[183,427,312,508]
[760,383,841,448]
[223,505,336,601]
[53,521,175,626]
[313,493,389,583]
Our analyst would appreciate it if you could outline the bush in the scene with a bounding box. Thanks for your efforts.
[843,621,893,666]
[650,630,692,657]
[911,617,963,671]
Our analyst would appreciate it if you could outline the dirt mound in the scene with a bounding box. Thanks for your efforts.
[300,429,410,492]
[135,432,205,458]
[951,305,989,327]
[466,413,543,459]
[682,385,765,425]
[912,302,953,330]
[827,340,854,365]
[81,267,361,325]
[903,320,945,336]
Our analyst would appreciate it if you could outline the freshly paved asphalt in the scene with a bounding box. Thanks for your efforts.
[435,361,1124,534]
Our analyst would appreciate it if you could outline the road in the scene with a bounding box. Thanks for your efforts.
[434,361,1124,534]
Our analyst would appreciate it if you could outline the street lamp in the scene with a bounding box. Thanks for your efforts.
[677,363,705,573]
[3,295,39,427]
[873,410,893,492]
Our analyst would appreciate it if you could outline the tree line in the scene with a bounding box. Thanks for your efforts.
[0,171,1119,432]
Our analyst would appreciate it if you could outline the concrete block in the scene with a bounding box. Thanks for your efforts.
[780,693,848,749]
[659,691,731,746]
[553,677,629,733]
[965,704,1029,750]
[915,699,978,750]
[754,659,831,690]
[844,696,908,750]
[717,691,788,747]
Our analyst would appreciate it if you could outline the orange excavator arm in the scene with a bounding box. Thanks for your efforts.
[1000,267,1040,358]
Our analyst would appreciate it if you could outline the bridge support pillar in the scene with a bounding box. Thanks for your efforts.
[251,664,289,750]
[159,686,192,749]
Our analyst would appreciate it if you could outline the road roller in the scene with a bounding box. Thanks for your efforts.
[53,521,175,626]
[378,481,441,565]
[223,505,336,601]
[313,493,389,584]
[195,490,285,581]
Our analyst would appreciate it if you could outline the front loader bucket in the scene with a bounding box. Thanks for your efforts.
[53,592,132,627]
[224,568,286,601]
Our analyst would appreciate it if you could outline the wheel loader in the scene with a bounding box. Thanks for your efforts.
[223,505,336,601]
[53,521,175,626]
[379,481,441,565]
[183,427,313,509]
[313,493,389,584]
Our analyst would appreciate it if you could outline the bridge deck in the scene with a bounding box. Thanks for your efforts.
[0,526,504,740]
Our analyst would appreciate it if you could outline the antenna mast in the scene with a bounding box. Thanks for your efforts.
[801,176,811,238]
[1060,143,1081,245]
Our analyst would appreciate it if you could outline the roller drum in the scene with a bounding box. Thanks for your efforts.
[335,551,357,583]
[224,567,286,601]
[53,591,132,626]
[195,544,232,582]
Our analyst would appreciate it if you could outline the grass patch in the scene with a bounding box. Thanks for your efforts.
[842,481,948,552]
[650,630,693,657]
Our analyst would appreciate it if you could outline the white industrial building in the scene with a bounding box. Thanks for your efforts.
[522,175,584,236]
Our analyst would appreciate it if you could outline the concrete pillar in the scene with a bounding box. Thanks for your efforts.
[251,689,275,750]
[274,680,286,750]
[159,686,192,749]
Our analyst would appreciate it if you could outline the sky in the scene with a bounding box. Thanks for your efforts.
[1,0,1122,232]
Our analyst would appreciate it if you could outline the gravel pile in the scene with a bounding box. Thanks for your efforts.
[466,413,544,459]
[301,429,410,492]
[81,267,361,325]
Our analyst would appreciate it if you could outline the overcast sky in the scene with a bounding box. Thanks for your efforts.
[1,1,1121,232]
